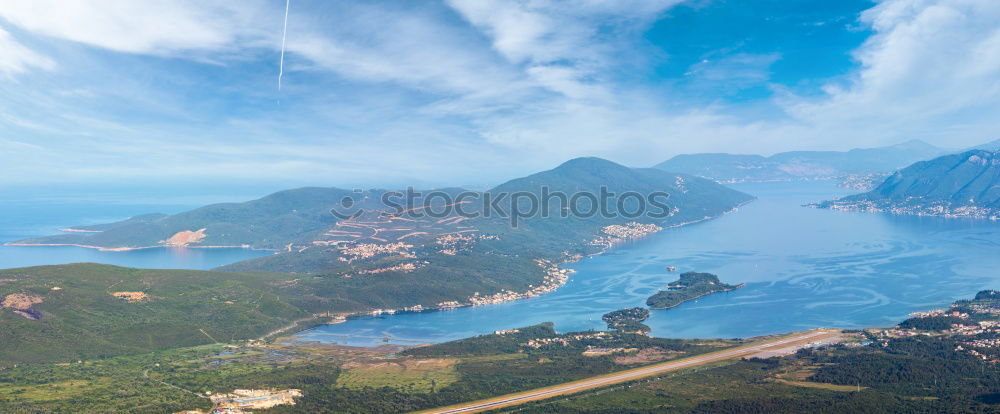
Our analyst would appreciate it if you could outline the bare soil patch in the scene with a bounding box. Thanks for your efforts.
[164,228,207,246]
[614,347,684,365]
[2,293,43,310]
[111,291,150,303]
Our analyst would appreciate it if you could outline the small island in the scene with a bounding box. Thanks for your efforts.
[646,272,743,310]
[602,307,651,334]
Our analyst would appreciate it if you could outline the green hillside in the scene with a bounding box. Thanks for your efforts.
[0,258,547,365]
[0,264,306,364]
[491,157,752,223]
[815,150,1000,218]
[220,157,753,274]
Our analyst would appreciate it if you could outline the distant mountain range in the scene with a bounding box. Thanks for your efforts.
[653,140,949,183]
[814,150,1000,219]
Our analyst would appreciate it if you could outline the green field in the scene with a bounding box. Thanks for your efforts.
[337,359,459,393]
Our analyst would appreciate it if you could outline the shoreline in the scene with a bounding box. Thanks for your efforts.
[290,201,757,340]
[648,283,746,310]
[810,203,1000,221]
[585,199,754,258]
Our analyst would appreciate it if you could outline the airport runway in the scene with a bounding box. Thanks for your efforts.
[418,329,842,414]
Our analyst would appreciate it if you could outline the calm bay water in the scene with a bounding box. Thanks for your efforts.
[296,181,1000,346]
[0,196,270,270]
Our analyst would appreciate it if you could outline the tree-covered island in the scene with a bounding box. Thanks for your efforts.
[646,272,743,310]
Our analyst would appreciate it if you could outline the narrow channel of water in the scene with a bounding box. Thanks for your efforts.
[295,181,1000,345]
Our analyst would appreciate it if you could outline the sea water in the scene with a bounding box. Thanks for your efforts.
[0,192,271,270]
[295,181,1000,345]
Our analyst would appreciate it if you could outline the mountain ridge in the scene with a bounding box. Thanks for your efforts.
[653,140,949,183]
[813,150,1000,219]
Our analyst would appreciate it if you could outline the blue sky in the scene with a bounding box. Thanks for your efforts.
[1,0,998,189]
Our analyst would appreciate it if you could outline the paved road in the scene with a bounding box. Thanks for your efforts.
[418,329,841,414]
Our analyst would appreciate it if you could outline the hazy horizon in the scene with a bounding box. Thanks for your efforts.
[0,136,975,203]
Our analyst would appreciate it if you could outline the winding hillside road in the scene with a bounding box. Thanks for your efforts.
[417,329,842,414]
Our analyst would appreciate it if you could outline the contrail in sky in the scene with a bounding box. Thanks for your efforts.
[278,0,291,93]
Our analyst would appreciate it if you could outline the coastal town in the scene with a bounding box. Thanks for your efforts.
[336,241,416,262]
[435,233,477,255]
[590,222,663,249]
[467,259,572,306]
[870,292,1000,363]
[358,257,574,316]
[818,199,1000,220]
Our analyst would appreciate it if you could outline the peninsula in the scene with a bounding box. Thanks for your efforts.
[602,307,651,334]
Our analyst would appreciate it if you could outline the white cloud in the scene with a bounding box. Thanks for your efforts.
[0,0,538,112]
[685,53,781,92]
[0,0,270,55]
[0,0,681,109]
[1,0,999,187]
[0,27,54,76]
[447,0,682,65]
[481,0,1000,162]
[786,0,1000,142]
[445,0,684,100]
[285,3,527,100]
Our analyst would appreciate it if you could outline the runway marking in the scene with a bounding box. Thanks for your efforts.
[417,329,841,413]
